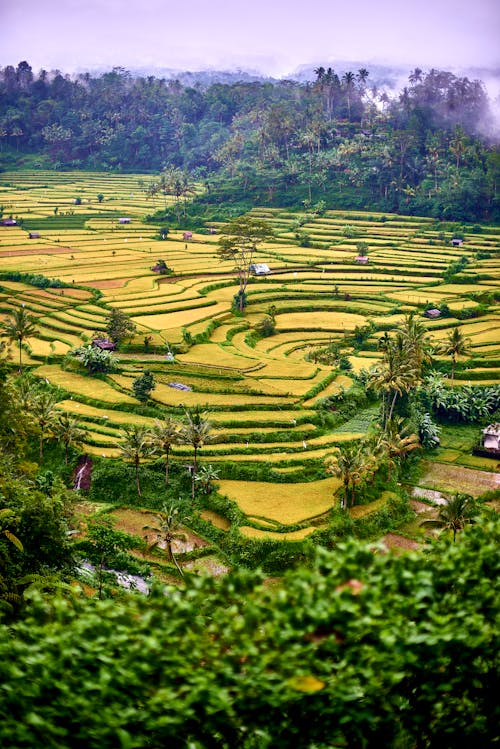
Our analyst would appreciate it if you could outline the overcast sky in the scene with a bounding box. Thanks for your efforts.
[0,0,499,77]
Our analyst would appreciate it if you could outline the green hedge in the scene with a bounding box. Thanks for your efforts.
[1,518,498,747]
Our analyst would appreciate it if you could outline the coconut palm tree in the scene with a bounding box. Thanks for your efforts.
[0,306,38,372]
[325,440,375,509]
[374,418,420,480]
[421,493,478,541]
[368,347,416,430]
[117,425,152,496]
[31,392,58,461]
[438,326,472,381]
[150,417,181,485]
[342,71,356,120]
[180,407,213,499]
[143,502,186,577]
[52,412,85,464]
[400,313,434,381]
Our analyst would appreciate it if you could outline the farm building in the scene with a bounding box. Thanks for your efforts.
[250,263,270,275]
[183,231,193,240]
[29,232,40,239]
[1,218,17,226]
[451,238,464,246]
[424,308,441,318]
[481,424,500,454]
[118,217,131,224]
[92,338,116,351]
[355,255,369,264]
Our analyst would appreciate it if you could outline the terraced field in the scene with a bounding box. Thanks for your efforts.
[1,171,499,536]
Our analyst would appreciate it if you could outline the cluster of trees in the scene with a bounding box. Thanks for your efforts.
[1,61,498,220]
[323,315,481,508]
[117,408,214,499]
[1,516,498,747]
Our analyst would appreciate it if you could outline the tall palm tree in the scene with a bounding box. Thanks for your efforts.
[150,417,181,485]
[400,313,434,381]
[53,412,85,464]
[143,502,186,577]
[421,493,477,541]
[0,307,38,372]
[31,392,58,461]
[438,327,472,381]
[117,425,152,496]
[368,346,416,430]
[180,408,213,499]
[342,71,356,120]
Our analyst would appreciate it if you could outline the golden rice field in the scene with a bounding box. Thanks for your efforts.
[218,477,341,524]
[0,171,499,536]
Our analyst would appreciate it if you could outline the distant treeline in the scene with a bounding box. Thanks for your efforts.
[0,61,499,221]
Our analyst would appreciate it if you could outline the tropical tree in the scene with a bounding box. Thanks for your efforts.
[325,440,375,508]
[133,370,156,404]
[342,71,356,119]
[150,417,181,485]
[117,425,152,497]
[82,515,138,599]
[180,408,213,499]
[194,464,220,495]
[52,412,85,464]
[31,391,58,461]
[438,326,472,381]
[71,344,118,374]
[0,307,38,372]
[105,308,136,345]
[399,313,435,381]
[374,417,420,480]
[421,493,478,541]
[367,346,416,430]
[217,217,273,312]
[143,502,186,577]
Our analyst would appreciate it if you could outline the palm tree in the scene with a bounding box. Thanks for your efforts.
[150,417,181,485]
[53,412,85,464]
[438,327,472,381]
[367,346,416,430]
[325,440,375,508]
[342,71,356,120]
[374,418,420,480]
[0,307,38,372]
[143,502,186,577]
[400,313,434,381]
[421,493,478,541]
[180,408,213,499]
[117,425,152,496]
[31,392,58,461]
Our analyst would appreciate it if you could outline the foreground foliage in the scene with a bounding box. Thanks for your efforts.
[1,518,498,748]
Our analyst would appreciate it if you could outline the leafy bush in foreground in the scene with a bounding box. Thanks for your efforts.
[0,518,498,748]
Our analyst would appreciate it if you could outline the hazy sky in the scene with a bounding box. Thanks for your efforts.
[1,0,499,76]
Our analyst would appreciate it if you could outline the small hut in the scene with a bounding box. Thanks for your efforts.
[481,424,500,454]
[92,337,116,351]
[451,238,464,247]
[355,255,369,264]
[118,217,131,224]
[29,232,40,239]
[1,218,17,226]
[424,308,441,319]
[183,231,193,240]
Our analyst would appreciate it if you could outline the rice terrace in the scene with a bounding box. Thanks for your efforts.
[1,168,499,572]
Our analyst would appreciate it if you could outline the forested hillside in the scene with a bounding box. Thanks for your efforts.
[1,61,499,221]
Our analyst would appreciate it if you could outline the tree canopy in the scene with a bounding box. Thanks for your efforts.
[0,518,498,747]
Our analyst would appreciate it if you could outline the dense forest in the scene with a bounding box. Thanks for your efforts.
[1,61,499,221]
